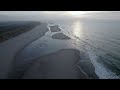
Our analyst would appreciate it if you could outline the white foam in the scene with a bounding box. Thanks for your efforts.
[86,46,120,79]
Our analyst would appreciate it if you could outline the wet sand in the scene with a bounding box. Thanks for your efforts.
[0,23,99,79]
[49,25,61,32]
[0,23,49,79]
[52,33,71,40]
[22,49,89,79]
[0,21,40,43]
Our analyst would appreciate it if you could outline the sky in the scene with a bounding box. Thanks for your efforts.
[0,11,120,21]
[0,11,94,16]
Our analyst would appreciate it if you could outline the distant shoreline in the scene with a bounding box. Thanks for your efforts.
[0,21,40,43]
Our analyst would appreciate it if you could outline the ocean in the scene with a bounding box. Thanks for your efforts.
[15,19,120,79]
[48,19,120,79]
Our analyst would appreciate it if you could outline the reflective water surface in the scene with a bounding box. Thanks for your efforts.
[15,20,120,79]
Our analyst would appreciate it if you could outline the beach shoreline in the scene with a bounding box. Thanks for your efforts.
[0,22,49,79]
[21,49,90,79]
[0,21,40,43]
[52,33,71,40]
[0,22,98,79]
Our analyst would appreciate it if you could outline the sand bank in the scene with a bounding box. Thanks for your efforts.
[49,25,61,32]
[0,23,49,79]
[21,49,89,79]
[52,33,71,40]
[0,21,40,43]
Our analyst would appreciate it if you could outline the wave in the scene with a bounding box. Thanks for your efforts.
[64,28,120,79]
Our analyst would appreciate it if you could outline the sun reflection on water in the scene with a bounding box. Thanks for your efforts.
[72,21,83,38]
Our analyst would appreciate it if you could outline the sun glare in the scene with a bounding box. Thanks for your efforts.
[73,21,83,38]
[68,11,86,15]
[66,11,92,18]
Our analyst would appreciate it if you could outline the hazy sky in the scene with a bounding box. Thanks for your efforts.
[0,11,120,21]
[0,11,93,16]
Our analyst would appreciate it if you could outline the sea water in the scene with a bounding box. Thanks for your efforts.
[51,19,120,79]
[16,19,120,79]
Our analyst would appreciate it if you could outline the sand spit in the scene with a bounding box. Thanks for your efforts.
[52,33,71,40]
[0,23,49,79]
[22,49,89,79]
[49,25,61,32]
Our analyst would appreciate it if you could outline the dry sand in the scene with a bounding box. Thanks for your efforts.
[22,49,89,79]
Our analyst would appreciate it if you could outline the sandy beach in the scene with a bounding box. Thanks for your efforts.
[52,33,71,40]
[1,11,120,79]
[22,49,89,79]
[0,21,40,43]
[0,23,98,79]
[0,23,49,79]
[49,25,61,32]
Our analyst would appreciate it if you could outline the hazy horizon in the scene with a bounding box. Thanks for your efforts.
[0,11,120,21]
[1,11,120,79]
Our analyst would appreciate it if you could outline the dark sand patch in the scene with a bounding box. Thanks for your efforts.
[22,49,89,79]
[78,60,99,79]
[0,21,40,43]
[52,33,71,40]
[49,25,61,32]
[77,51,99,79]
[6,23,49,79]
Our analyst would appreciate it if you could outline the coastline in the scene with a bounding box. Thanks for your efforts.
[11,24,98,79]
[22,49,90,79]
[0,23,99,79]
[0,21,40,43]
[0,23,49,79]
